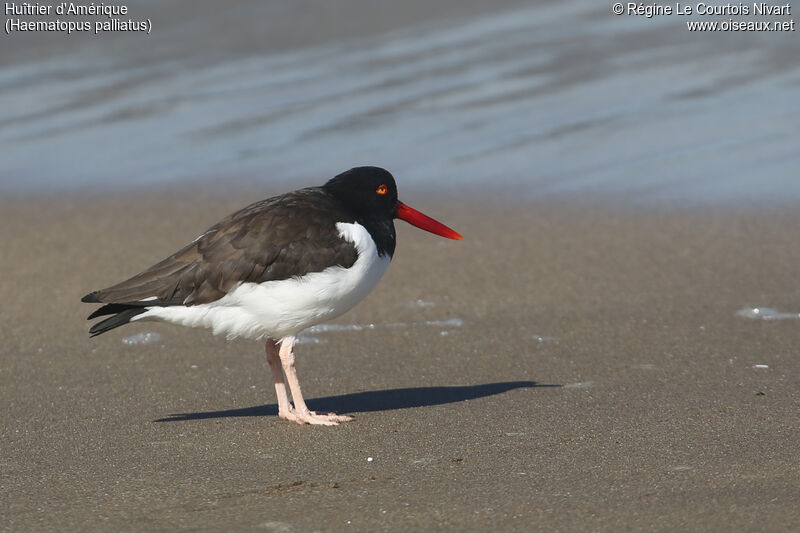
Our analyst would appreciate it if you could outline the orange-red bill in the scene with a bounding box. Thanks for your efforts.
[394,201,463,240]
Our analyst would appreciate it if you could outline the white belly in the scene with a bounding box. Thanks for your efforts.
[133,222,391,340]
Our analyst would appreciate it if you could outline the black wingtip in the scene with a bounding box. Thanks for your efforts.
[81,292,101,303]
[88,308,146,337]
[87,303,123,320]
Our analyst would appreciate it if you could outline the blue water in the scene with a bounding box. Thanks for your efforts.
[1,1,798,204]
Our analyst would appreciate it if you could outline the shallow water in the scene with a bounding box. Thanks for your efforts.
[295,316,464,344]
[121,331,162,345]
[1,1,798,204]
[735,307,800,320]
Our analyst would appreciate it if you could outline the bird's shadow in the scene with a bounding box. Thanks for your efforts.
[154,380,558,422]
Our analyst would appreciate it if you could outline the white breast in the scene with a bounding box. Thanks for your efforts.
[134,222,391,340]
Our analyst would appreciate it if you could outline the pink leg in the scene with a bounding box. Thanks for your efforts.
[277,336,354,426]
[265,338,294,420]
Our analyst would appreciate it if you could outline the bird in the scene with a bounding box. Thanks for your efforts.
[82,166,462,425]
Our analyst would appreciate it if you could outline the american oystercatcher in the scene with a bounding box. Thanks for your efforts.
[82,167,462,425]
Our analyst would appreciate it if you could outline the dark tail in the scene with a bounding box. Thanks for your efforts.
[88,307,148,337]
[82,292,156,337]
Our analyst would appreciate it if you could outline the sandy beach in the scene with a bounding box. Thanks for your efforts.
[2,192,799,531]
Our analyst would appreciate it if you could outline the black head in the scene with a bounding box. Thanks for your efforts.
[323,166,399,222]
[323,166,462,257]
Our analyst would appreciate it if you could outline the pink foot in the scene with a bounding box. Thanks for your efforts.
[279,408,354,426]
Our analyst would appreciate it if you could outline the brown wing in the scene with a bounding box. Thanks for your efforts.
[82,188,358,308]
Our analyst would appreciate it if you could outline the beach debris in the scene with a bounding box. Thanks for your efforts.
[755,391,766,396]
[753,364,769,369]
[121,331,162,345]
[735,307,800,320]
[533,335,558,343]
[367,457,374,462]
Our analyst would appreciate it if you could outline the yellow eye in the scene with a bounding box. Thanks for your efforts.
[376,184,388,195]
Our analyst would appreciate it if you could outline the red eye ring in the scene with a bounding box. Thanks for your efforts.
[376,184,388,195]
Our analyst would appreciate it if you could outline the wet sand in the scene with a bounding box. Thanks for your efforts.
[2,192,799,531]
